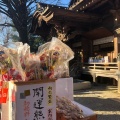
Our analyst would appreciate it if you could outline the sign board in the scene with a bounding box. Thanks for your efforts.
[15,80,56,120]
[0,81,8,104]
[104,56,109,63]
[1,80,56,120]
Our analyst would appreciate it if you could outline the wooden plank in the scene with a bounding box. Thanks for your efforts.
[84,62,117,64]
[83,69,117,73]
[88,66,118,69]
[13,79,56,86]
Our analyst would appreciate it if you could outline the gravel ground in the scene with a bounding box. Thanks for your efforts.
[74,84,120,120]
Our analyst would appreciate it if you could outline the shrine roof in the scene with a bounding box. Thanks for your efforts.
[29,0,120,41]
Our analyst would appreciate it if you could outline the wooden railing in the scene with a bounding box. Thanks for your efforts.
[82,62,118,82]
[82,62,120,93]
[83,62,118,71]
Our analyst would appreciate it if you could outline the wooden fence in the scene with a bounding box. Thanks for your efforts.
[82,62,120,93]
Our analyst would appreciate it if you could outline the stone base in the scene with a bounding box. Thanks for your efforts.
[74,80,91,90]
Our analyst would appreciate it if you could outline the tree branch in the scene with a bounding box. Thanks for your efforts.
[0,9,10,17]
[0,22,15,27]
[10,0,17,11]
[27,1,34,8]
[0,6,9,14]
[0,2,7,7]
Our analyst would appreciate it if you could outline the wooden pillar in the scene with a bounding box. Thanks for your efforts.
[113,36,120,92]
[117,54,120,93]
[113,37,118,60]
[118,37,120,53]
[81,38,92,62]
[92,73,97,83]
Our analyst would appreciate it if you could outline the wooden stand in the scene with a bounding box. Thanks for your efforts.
[1,78,97,120]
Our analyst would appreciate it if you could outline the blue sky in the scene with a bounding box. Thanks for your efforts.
[38,0,72,7]
[0,14,18,45]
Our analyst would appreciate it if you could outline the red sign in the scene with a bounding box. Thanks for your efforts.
[0,81,3,103]
[0,81,8,103]
[2,88,8,103]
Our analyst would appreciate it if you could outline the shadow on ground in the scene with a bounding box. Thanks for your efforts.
[74,84,120,120]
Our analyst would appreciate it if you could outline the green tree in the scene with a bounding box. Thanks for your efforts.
[29,35,45,52]
[9,26,20,42]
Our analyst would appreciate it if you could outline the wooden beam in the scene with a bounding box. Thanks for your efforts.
[89,0,109,11]
[69,0,102,11]
[115,0,120,9]
[69,0,83,10]
[49,19,97,30]
[51,15,99,23]
[49,7,100,21]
